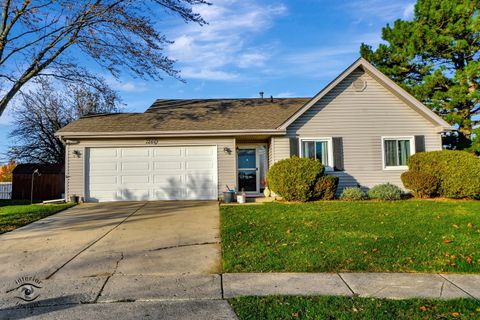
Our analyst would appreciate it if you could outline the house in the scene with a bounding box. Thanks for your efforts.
[55,58,452,202]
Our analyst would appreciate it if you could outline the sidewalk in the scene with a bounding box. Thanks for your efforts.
[1,273,478,319]
[223,272,480,300]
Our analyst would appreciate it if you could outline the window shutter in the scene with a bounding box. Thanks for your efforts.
[290,137,299,157]
[332,137,344,171]
[415,135,425,153]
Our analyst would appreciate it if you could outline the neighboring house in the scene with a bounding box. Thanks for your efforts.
[55,58,452,202]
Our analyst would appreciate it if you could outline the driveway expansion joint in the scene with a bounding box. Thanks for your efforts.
[337,273,356,296]
[149,241,220,252]
[437,273,478,300]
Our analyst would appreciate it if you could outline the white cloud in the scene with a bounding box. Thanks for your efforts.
[403,3,415,20]
[180,68,239,81]
[106,77,148,93]
[343,0,415,23]
[167,0,287,81]
[275,92,296,98]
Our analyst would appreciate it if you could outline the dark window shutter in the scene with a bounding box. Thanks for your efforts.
[332,137,344,171]
[290,137,299,157]
[415,135,425,153]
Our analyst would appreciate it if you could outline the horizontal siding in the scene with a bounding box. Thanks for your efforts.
[286,68,443,191]
[65,137,235,200]
[66,144,84,200]
[271,137,290,163]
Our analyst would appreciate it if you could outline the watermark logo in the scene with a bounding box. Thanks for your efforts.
[13,276,42,303]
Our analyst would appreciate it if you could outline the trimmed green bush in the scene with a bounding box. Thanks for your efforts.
[340,187,367,201]
[401,171,438,198]
[267,156,324,202]
[368,183,403,201]
[313,175,339,200]
[408,150,480,199]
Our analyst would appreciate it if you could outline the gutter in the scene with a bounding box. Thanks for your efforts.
[54,129,287,139]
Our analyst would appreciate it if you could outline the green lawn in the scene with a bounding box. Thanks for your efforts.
[229,296,480,320]
[0,202,75,233]
[221,200,480,273]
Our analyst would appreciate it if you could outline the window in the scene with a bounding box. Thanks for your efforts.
[300,138,333,170]
[382,137,415,169]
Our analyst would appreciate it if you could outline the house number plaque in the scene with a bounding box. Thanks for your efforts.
[146,138,159,145]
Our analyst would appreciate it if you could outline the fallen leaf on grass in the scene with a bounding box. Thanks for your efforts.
[467,223,474,229]
[419,306,428,311]
[452,224,459,228]
[285,229,291,235]
[443,239,453,244]
[451,312,460,318]
[466,256,473,264]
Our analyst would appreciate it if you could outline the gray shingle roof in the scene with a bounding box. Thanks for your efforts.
[56,98,310,135]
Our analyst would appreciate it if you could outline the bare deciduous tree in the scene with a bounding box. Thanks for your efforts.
[0,0,209,116]
[8,79,122,163]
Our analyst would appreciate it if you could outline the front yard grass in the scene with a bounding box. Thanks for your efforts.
[221,200,480,273]
[0,202,75,233]
[229,296,480,320]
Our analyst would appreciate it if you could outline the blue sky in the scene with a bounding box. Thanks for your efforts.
[0,0,416,162]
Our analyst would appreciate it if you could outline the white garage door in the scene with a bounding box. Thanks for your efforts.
[85,146,218,202]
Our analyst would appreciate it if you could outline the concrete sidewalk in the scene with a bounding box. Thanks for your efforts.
[223,272,480,300]
[1,272,479,319]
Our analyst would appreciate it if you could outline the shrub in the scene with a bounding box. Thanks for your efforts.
[408,150,480,199]
[340,187,367,201]
[401,171,438,198]
[313,175,339,200]
[267,156,324,202]
[368,183,403,200]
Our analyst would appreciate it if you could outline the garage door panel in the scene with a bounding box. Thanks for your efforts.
[185,174,216,185]
[152,189,184,200]
[186,160,215,170]
[121,162,150,171]
[185,147,215,157]
[121,175,150,184]
[122,148,149,157]
[121,188,151,200]
[153,162,182,170]
[87,190,121,202]
[89,162,118,172]
[185,188,217,200]
[86,146,217,202]
[90,148,118,158]
[153,148,182,157]
[89,176,118,185]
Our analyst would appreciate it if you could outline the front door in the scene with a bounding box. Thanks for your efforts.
[237,148,258,193]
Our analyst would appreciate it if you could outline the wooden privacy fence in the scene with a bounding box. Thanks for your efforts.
[12,164,65,201]
[0,182,12,199]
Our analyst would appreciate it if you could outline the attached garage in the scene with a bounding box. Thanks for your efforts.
[85,146,218,202]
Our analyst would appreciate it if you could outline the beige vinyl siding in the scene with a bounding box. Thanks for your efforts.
[65,137,235,200]
[286,67,443,191]
[270,137,290,164]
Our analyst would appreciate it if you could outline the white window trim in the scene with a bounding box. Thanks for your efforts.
[299,137,334,171]
[381,136,415,171]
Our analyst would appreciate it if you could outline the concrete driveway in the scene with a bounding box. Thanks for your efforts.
[0,201,237,319]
